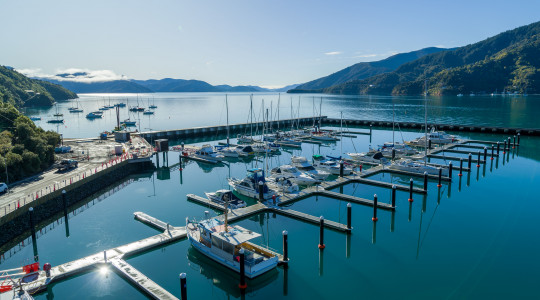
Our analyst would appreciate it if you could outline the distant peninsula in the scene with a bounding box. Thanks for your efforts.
[0,65,77,107]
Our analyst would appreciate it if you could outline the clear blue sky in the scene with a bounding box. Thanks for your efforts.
[1,0,539,87]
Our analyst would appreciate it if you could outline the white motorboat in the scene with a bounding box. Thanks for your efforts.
[204,190,246,209]
[86,111,103,119]
[270,165,321,185]
[186,218,279,279]
[380,142,418,156]
[228,169,278,200]
[389,159,449,176]
[310,131,339,141]
[120,119,136,126]
[347,151,387,164]
[312,157,353,175]
[408,128,457,146]
[290,156,330,180]
[237,134,258,144]
[142,109,154,115]
[192,144,224,162]
[235,145,254,157]
[252,143,272,154]
[266,175,300,194]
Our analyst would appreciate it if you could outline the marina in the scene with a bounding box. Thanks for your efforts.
[2,94,539,299]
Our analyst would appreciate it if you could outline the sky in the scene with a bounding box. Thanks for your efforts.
[1,0,540,88]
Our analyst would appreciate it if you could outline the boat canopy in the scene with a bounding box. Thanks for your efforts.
[213,225,261,246]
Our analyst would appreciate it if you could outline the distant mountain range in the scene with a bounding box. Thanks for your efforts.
[0,65,77,107]
[292,20,540,95]
[38,75,300,94]
[290,47,450,92]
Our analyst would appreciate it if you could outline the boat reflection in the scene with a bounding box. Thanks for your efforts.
[186,247,278,298]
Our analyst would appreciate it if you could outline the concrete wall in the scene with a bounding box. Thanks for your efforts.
[0,161,153,249]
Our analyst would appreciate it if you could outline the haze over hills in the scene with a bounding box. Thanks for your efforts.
[34,73,300,94]
[308,21,540,95]
[0,66,77,107]
[289,47,450,92]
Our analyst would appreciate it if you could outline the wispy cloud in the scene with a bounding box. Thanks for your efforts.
[17,68,127,83]
[324,51,342,56]
[355,54,378,58]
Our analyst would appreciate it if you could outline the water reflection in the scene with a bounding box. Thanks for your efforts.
[186,247,278,298]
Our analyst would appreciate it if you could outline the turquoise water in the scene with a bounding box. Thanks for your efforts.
[2,105,540,298]
[23,93,540,138]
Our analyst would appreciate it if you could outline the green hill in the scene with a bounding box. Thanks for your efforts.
[290,47,449,92]
[0,66,77,107]
[322,21,540,95]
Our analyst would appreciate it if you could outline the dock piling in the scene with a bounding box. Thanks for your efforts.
[503,140,507,154]
[468,153,472,170]
[29,207,36,243]
[477,151,481,168]
[372,195,378,222]
[347,203,352,230]
[239,248,247,289]
[369,125,372,136]
[408,179,414,202]
[513,135,516,149]
[448,161,453,178]
[517,133,521,146]
[318,216,325,249]
[497,142,500,156]
[391,185,396,208]
[491,145,494,160]
[282,231,289,264]
[339,161,344,177]
[180,273,187,300]
[508,137,511,150]
[428,139,432,150]
[437,168,442,188]
[423,172,428,191]
[459,159,463,176]
[258,181,264,202]
[484,147,487,162]
[392,149,396,161]
[104,251,107,263]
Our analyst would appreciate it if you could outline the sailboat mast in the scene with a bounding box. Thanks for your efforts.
[277,93,280,131]
[319,97,322,131]
[340,111,343,156]
[250,94,253,138]
[226,94,230,146]
[424,80,428,166]
[393,103,395,145]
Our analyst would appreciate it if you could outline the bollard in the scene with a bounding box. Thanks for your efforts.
[391,185,396,208]
[339,161,344,177]
[258,181,264,202]
[483,147,487,162]
[491,145,494,160]
[180,273,187,300]
[318,216,325,249]
[272,194,276,206]
[477,151,481,168]
[408,178,414,202]
[468,153,472,170]
[437,168,442,188]
[239,248,247,289]
[359,164,363,173]
[43,263,51,278]
[282,230,289,263]
[372,195,378,222]
[517,133,520,146]
[423,172,428,191]
[428,139,432,150]
[448,161,453,178]
[346,203,352,230]
[29,207,36,242]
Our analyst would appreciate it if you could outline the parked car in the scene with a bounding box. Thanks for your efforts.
[0,182,8,194]
[57,159,78,171]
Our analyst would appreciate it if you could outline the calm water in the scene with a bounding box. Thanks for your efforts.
[23,93,540,138]
[2,97,540,299]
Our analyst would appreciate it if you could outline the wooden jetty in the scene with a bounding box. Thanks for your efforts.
[22,212,186,297]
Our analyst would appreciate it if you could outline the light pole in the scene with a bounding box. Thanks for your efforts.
[1,156,8,185]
